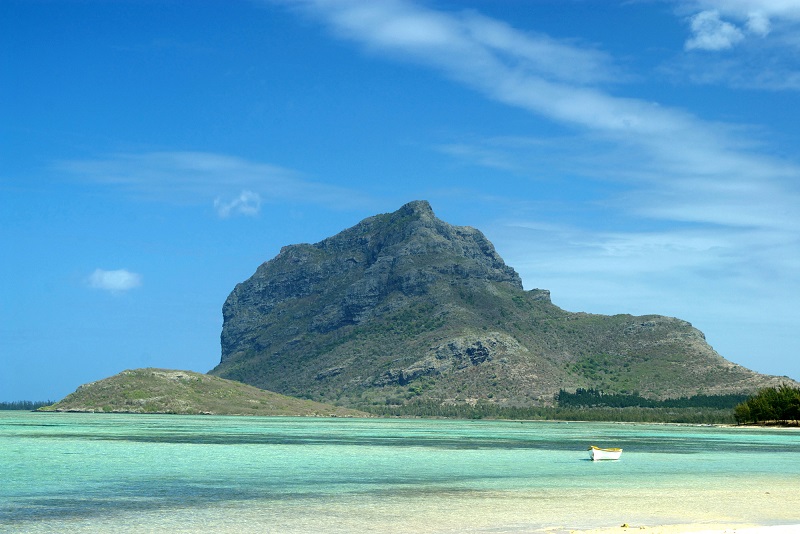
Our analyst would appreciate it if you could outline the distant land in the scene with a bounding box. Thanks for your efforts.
[38,201,797,420]
[39,368,368,417]
[210,200,797,412]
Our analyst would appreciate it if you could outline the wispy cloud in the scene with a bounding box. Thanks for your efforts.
[58,151,371,215]
[276,1,745,147]
[283,1,620,85]
[310,1,800,232]
[277,0,800,221]
[275,0,800,212]
[272,0,800,374]
[87,268,142,294]
[278,1,632,131]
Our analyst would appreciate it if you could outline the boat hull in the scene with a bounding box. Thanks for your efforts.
[588,446,622,461]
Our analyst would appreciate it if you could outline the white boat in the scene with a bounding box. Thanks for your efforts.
[588,445,622,461]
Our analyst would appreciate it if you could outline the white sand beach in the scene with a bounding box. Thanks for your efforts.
[569,524,800,534]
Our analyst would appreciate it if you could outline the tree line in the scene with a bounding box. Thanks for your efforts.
[556,388,748,409]
[0,400,55,410]
[734,385,800,425]
[364,398,736,424]
[364,387,800,425]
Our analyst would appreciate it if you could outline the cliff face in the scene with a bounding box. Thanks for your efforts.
[210,201,794,407]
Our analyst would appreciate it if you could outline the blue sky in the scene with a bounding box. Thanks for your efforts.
[3,0,799,401]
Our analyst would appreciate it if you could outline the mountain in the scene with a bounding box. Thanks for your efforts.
[40,368,368,416]
[210,200,795,409]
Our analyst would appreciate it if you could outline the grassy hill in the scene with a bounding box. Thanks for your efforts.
[39,368,369,417]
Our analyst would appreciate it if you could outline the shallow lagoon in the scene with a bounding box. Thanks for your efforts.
[2,412,799,533]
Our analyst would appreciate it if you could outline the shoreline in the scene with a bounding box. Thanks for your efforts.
[563,524,800,534]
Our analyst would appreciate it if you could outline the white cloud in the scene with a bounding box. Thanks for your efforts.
[88,269,142,294]
[685,1,800,23]
[677,1,800,49]
[669,1,800,89]
[214,190,262,218]
[685,10,744,50]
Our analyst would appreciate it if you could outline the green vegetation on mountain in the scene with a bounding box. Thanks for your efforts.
[734,385,800,425]
[39,368,368,417]
[210,201,796,414]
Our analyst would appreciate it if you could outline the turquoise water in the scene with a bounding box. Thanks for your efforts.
[2,412,799,533]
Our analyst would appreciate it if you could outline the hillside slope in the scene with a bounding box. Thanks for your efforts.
[210,201,795,409]
[40,368,368,416]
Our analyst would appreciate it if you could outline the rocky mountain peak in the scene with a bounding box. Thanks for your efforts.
[219,201,523,363]
[313,200,518,286]
[211,201,795,408]
[398,199,434,217]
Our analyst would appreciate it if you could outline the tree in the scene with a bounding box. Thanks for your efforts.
[734,385,800,425]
